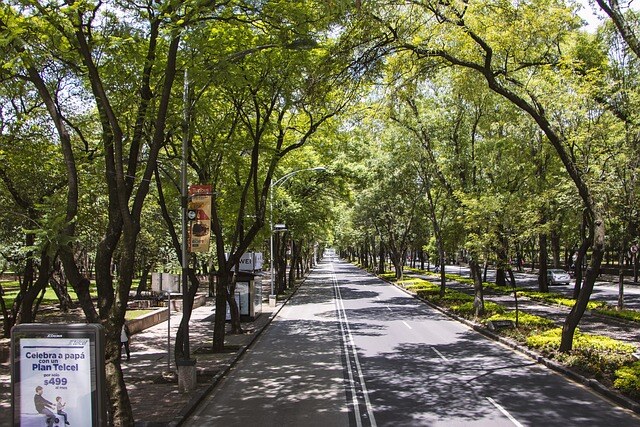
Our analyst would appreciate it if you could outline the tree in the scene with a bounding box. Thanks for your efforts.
[377,0,609,352]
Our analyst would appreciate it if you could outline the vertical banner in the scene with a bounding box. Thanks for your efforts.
[11,323,107,426]
[188,184,212,253]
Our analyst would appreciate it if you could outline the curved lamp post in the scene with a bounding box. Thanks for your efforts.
[269,167,326,305]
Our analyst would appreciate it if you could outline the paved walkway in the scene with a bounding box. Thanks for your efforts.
[125,299,279,426]
[0,292,283,426]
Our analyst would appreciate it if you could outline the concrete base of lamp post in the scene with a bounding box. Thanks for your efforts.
[177,359,197,393]
[269,294,277,307]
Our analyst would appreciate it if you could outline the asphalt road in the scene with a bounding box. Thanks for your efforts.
[183,256,640,426]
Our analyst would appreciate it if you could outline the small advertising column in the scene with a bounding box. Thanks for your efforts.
[11,324,107,427]
[235,252,263,321]
[236,272,263,321]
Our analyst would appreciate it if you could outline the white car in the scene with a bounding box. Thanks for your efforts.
[547,269,571,285]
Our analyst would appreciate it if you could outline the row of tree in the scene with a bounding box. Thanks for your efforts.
[0,1,357,424]
[1,0,639,423]
[333,0,639,356]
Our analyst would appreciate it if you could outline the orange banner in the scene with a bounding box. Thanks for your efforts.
[188,185,212,253]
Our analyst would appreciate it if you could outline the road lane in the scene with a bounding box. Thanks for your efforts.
[329,257,640,426]
[183,266,350,427]
[184,256,640,426]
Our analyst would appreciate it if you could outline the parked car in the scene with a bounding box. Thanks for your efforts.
[547,269,571,285]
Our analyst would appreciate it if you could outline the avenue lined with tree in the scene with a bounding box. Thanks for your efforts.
[1,0,640,424]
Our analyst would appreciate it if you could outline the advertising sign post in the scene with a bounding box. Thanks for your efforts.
[11,324,107,426]
[188,184,212,253]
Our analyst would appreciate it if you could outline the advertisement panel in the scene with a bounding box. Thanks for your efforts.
[188,184,212,253]
[11,324,106,426]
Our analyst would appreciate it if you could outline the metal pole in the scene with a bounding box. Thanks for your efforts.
[167,291,171,372]
[181,68,190,359]
[269,183,275,302]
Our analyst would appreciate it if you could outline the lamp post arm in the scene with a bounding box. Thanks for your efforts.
[271,167,326,189]
[268,166,325,302]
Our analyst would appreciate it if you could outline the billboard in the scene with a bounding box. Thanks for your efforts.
[11,324,107,426]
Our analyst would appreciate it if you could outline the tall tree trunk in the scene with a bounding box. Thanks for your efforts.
[378,241,385,274]
[572,212,590,299]
[560,215,605,352]
[226,271,243,334]
[495,233,509,287]
[538,233,549,293]
[136,264,152,298]
[469,258,485,317]
[551,229,561,268]
[213,270,229,352]
[175,267,201,361]
[618,236,627,310]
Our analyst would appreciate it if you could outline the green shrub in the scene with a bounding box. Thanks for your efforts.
[379,272,397,281]
[527,328,636,380]
[450,301,505,317]
[483,282,513,294]
[487,311,555,328]
[399,278,431,289]
[518,290,607,311]
[614,362,640,398]
[596,307,640,323]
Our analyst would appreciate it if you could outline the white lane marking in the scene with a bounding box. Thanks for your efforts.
[402,321,412,329]
[386,306,393,312]
[432,347,449,361]
[486,397,524,427]
[330,266,362,426]
[331,262,377,427]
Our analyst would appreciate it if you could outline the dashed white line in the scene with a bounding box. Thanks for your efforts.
[486,397,524,427]
[432,347,449,361]
[402,321,412,330]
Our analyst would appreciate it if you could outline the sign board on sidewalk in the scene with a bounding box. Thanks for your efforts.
[151,272,181,293]
[11,323,107,426]
[238,252,263,272]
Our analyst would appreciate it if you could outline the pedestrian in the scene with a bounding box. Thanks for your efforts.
[34,386,55,425]
[120,323,131,361]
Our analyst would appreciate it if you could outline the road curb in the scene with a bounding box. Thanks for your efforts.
[378,271,640,415]
[164,277,307,426]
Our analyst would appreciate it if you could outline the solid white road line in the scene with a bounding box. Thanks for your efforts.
[331,266,362,426]
[486,396,524,427]
[331,262,377,427]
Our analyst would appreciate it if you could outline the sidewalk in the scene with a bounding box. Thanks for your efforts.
[0,295,285,426]
[127,299,280,426]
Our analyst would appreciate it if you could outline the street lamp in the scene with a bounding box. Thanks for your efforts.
[269,167,326,305]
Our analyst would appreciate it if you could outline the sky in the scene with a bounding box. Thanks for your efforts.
[577,0,640,32]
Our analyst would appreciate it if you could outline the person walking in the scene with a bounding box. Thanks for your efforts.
[120,323,131,361]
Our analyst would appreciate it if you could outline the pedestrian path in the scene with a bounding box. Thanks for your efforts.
[0,293,281,426]
[127,298,278,426]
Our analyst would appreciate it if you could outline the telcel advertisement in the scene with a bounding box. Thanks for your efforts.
[11,324,107,426]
